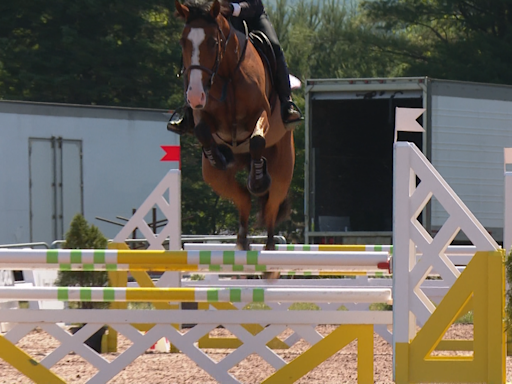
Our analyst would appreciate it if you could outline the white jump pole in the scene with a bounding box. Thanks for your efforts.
[0,249,390,267]
[0,286,393,304]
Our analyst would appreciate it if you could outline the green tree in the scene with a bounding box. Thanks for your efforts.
[0,0,409,243]
[268,0,404,80]
[180,134,240,235]
[361,0,512,84]
[0,0,183,108]
[55,213,108,310]
[265,0,405,241]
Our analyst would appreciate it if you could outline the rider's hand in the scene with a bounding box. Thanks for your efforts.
[220,0,234,16]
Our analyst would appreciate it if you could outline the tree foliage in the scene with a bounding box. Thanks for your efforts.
[0,0,183,107]
[55,213,108,310]
[361,0,512,83]
[268,0,405,80]
[180,134,240,235]
[3,0,512,242]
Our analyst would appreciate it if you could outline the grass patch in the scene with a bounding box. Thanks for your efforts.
[243,302,323,310]
[243,302,272,310]
[126,302,155,309]
[370,303,392,311]
[288,303,320,310]
[454,311,473,324]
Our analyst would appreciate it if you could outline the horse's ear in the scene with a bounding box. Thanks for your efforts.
[175,0,189,19]
[210,0,221,18]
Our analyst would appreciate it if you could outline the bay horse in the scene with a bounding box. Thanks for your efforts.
[174,0,295,254]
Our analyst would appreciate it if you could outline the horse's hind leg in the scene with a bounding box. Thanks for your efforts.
[201,155,251,250]
[261,132,295,278]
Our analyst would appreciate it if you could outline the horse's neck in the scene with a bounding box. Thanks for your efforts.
[218,26,247,76]
[228,28,271,96]
[212,21,272,128]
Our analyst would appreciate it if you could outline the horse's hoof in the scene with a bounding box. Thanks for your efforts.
[203,147,228,170]
[235,239,249,251]
[262,272,280,280]
[248,176,271,196]
[247,158,271,196]
[167,106,195,135]
[217,145,235,166]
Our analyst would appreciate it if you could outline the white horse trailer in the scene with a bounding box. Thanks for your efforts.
[305,77,512,245]
[0,100,178,246]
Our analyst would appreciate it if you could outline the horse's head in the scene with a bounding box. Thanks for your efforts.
[175,0,228,110]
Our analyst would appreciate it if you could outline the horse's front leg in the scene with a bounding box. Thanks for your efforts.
[194,118,232,170]
[247,111,272,196]
[201,155,251,250]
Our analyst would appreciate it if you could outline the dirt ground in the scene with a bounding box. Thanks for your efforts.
[1,324,511,383]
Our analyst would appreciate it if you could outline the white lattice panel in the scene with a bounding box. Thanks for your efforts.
[393,141,499,345]
[0,308,391,383]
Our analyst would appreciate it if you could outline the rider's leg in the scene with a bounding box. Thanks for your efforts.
[255,13,303,125]
[274,52,303,124]
[167,105,195,135]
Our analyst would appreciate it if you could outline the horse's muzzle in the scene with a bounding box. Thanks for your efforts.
[187,88,206,110]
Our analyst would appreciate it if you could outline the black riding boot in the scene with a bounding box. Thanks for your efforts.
[275,55,304,128]
[167,105,195,135]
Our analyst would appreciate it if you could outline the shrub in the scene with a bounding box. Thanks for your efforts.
[55,213,109,310]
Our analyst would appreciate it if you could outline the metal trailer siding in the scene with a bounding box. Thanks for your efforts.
[304,77,428,243]
[305,77,512,243]
[0,101,178,245]
[429,80,512,241]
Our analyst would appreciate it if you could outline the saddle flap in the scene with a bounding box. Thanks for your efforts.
[249,31,277,84]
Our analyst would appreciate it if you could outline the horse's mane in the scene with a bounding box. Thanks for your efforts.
[182,0,217,23]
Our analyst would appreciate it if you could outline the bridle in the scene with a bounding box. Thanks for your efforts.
[179,15,249,147]
[180,18,233,99]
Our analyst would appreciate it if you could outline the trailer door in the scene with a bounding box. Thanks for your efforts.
[29,137,83,244]
[306,89,423,244]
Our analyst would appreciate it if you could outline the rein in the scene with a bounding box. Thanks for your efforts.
[228,21,249,147]
[181,22,230,95]
[180,16,250,147]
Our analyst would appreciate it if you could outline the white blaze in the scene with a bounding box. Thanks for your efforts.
[187,28,206,108]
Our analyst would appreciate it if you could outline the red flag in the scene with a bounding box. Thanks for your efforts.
[161,145,181,168]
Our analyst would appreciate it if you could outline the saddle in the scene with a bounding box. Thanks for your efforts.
[249,30,277,90]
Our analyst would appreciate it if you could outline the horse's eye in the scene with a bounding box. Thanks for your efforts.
[179,37,186,46]
[207,36,218,49]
